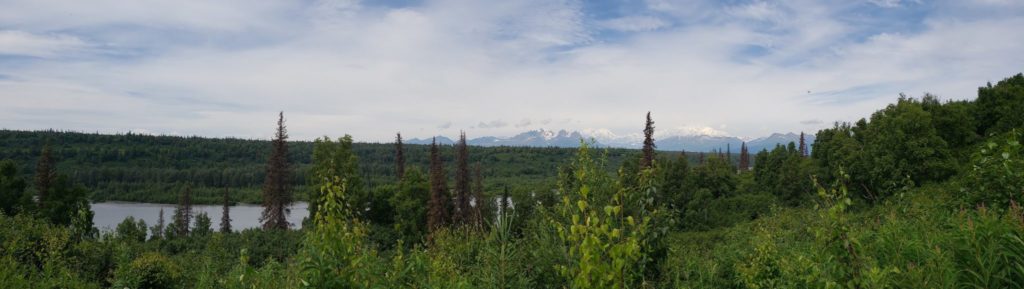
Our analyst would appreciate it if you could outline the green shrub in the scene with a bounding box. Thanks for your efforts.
[112,251,182,289]
[961,129,1024,208]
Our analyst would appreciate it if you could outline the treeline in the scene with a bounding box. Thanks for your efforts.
[0,130,669,204]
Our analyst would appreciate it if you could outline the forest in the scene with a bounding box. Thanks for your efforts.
[0,73,1022,288]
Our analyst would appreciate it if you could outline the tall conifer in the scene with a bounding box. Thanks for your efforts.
[395,133,406,180]
[34,143,56,208]
[640,112,656,169]
[739,142,750,171]
[220,187,232,233]
[453,132,471,225]
[471,163,485,229]
[427,138,449,234]
[175,185,193,237]
[799,132,808,157]
[260,112,292,230]
[726,143,732,165]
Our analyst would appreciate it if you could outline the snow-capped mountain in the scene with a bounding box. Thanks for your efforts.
[656,135,744,152]
[746,133,816,153]
[408,129,592,147]
[406,129,814,152]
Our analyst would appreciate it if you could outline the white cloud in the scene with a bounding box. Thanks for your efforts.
[0,0,1022,141]
[0,30,87,58]
[868,0,903,8]
[600,16,670,32]
[477,120,508,128]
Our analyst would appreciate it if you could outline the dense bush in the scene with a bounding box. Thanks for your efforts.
[961,129,1024,208]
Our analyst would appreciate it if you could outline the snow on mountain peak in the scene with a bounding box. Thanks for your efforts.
[662,126,730,137]
[581,128,618,140]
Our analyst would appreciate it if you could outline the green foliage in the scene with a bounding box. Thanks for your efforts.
[553,142,653,289]
[691,155,737,198]
[389,167,430,245]
[116,216,148,243]
[299,177,377,288]
[952,205,1024,289]
[815,96,958,202]
[0,130,643,205]
[660,153,690,211]
[754,144,813,206]
[961,129,1024,208]
[975,73,1024,136]
[39,175,92,226]
[479,207,530,289]
[307,135,363,223]
[193,212,213,237]
[921,95,979,153]
[0,159,31,216]
[112,251,182,289]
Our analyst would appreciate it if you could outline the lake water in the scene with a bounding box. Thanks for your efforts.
[91,202,309,233]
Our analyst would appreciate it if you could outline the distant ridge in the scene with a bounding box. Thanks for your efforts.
[408,129,815,152]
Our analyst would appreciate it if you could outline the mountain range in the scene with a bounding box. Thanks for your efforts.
[407,129,815,153]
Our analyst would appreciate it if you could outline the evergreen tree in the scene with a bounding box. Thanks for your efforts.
[726,143,732,165]
[193,212,212,236]
[0,160,30,216]
[395,132,406,180]
[175,185,193,237]
[640,112,657,169]
[739,142,750,171]
[499,185,510,218]
[471,162,486,229]
[151,208,165,240]
[453,132,471,225]
[34,143,56,209]
[220,187,232,233]
[799,132,808,157]
[261,112,292,230]
[427,138,449,235]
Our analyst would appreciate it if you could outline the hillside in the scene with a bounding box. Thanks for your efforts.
[0,130,709,204]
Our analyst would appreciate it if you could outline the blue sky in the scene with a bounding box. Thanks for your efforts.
[1,0,1022,141]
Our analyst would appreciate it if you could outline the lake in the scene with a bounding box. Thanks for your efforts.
[91,202,309,233]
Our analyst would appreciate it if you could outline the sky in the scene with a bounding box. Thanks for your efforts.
[1,0,1022,142]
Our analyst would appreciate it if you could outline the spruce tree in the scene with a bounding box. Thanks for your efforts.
[726,143,732,164]
[152,208,165,239]
[471,162,486,229]
[175,185,193,237]
[220,187,232,233]
[261,112,292,230]
[799,132,808,157]
[640,112,656,169]
[739,142,751,171]
[34,143,56,208]
[427,138,449,234]
[453,132,471,225]
[499,185,510,217]
[395,132,406,180]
